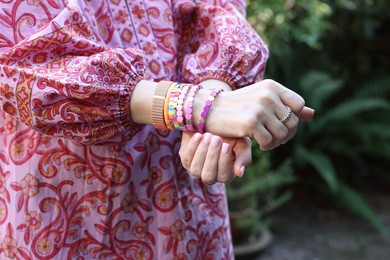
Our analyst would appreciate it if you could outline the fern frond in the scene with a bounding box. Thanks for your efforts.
[295,145,338,192]
[227,160,295,199]
[331,181,390,240]
[354,75,390,98]
[311,98,390,133]
[300,71,343,110]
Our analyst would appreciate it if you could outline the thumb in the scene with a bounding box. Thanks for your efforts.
[232,138,252,177]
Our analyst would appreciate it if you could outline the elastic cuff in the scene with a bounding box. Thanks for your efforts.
[192,71,238,90]
[120,76,145,136]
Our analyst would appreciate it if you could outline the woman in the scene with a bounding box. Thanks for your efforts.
[0,0,313,259]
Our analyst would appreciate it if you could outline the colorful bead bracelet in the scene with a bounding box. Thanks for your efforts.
[151,81,223,133]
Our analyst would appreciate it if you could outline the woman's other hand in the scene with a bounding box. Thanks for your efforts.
[195,79,315,151]
[179,132,252,185]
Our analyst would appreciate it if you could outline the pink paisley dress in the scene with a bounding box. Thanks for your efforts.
[0,0,268,259]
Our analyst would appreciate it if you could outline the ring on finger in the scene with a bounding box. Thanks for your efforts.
[280,106,292,124]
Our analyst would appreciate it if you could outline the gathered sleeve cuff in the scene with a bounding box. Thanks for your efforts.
[0,3,149,144]
[176,0,269,89]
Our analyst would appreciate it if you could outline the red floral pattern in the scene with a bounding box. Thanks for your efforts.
[0,0,268,259]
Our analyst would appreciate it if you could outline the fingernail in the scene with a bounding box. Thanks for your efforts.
[239,166,245,177]
[203,133,212,145]
[193,133,202,142]
[221,143,230,154]
[210,136,221,148]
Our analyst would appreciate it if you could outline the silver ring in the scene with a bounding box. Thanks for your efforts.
[280,106,292,124]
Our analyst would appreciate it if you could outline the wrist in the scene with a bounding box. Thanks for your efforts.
[131,80,158,124]
[198,79,232,91]
[131,80,228,132]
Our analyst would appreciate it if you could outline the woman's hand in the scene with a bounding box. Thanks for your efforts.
[193,79,315,151]
[179,131,252,185]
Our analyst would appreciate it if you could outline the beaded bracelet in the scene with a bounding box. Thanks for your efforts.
[152,81,173,130]
[185,84,203,131]
[176,84,191,130]
[197,88,224,133]
[163,82,177,130]
[168,83,185,130]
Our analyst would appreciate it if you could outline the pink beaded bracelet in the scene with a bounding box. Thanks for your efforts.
[176,84,190,130]
[197,88,224,133]
[185,84,203,131]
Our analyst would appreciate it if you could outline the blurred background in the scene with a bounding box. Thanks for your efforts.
[226,0,390,259]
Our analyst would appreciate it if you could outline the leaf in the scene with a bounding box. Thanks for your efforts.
[47,0,60,8]
[354,75,390,98]
[17,247,32,260]
[10,183,23,191]
[141,154,148,169]
[94,224,109,234]
[17,194,25,212]
[312,98,390,133]
[138,200,152,211]
[158,227,171,236]
[332,181,390,240]
[134,145,145,152]
[147,232,156,245]
[295,145,338,192]
[300,71,343,110]
[24,231,30,245]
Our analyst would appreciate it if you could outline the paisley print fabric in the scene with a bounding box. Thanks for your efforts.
[0,0,268,259]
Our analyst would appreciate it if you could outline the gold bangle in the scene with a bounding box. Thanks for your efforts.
[152,81,173,130]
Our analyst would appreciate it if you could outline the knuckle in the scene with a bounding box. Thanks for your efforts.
[218,173,234,183]
[296,97,305,111]
[189,165,201,178]
[277,127,289,139]
[262,79,277,88]
[258,91,275,106]
[285,115,299,130]
[202,174,216,185]
[259,137,273,151]
[243,115,258,130]
[260,144,272,151]
[179,155,190,170]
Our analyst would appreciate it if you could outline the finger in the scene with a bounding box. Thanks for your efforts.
[179,132,202,170]
[272,104,301,145]
[283,117,298,143]
[189,133,212,178]
[253,125,273,151]
[261,116,288,150]
[275,84,306,116]
[201,135,222,185]
[217,143,234,183]
[299,106,315,120]
[232,138,252,178]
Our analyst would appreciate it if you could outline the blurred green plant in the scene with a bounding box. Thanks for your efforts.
[226,147,295,243]
[292,71,390,238]
[242,0,390,238]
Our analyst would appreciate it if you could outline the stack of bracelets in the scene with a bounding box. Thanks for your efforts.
[151,81,224,133]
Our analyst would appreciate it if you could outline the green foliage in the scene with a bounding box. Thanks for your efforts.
[226,151,296,236]
[244,0,390,238]
[287,70,390,237]
[325,181,390,240]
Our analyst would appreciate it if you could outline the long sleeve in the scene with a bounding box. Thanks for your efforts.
[0,1,148,144]
[174,0,269,89]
